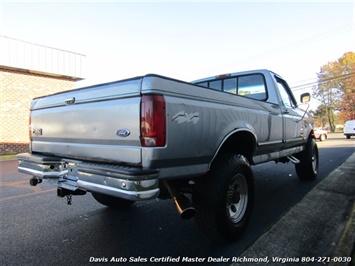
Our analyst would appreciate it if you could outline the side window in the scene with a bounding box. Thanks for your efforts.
[276,80,295,108]
[237,75,266,100]
[223,78,237,94]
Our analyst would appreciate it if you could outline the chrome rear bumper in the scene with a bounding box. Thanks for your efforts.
[17,153,160,201]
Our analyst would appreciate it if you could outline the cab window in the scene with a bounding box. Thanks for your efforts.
[223,78,237,94]
[276,79,296,108]
[209,80,222,91]
[238,75,267,100]
[196,74,267,101]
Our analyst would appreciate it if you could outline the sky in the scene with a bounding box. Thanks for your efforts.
[0,0,354,107]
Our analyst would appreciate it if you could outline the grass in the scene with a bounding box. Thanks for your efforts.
[0,154,18,161]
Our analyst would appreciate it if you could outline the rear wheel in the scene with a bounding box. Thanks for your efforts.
[295,138,319,180]
[319,134,326,141]
[92,192,135,208]
[193,154,254,242]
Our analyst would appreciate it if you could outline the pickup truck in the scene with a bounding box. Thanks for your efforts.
[17,69,318,242]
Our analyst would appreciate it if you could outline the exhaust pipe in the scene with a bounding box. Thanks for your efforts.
[164,181,196,220]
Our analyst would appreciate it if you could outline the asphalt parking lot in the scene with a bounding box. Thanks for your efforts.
[1,134,354,266]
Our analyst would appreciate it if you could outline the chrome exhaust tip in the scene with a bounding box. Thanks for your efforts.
[164,181,196,220]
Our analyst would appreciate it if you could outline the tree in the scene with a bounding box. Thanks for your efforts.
[337,52,355,121]
[314,63,342,132]
[313,52,355,131]
[311,104,329,128]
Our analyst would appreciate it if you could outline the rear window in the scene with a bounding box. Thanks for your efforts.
[223,78,237,94]
[209,80,222,90]
[196,74,267,101]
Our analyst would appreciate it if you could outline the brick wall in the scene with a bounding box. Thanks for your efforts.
[0,68,77,154]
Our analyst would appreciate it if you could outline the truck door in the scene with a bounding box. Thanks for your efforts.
[276,78,305,148]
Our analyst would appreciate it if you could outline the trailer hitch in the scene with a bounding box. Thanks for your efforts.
[57,188,86,205]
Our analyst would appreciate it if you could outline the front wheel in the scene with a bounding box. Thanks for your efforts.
[295,138,319,180]
[92,192,135,208]
[193,154,254,242]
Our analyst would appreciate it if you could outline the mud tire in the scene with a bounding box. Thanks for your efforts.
[295,138,319,180]
[193,154,254,242]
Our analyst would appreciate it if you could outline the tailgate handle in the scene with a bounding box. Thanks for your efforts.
[65,97,76,104]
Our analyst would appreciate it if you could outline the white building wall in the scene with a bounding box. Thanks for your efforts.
[0,36,85,80]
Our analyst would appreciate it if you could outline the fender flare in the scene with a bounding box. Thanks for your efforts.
[209,128,257,169]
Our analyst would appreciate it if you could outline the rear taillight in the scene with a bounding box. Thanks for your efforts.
[140,95,166,147]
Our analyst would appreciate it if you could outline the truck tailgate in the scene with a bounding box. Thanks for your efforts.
[30,78,143,165]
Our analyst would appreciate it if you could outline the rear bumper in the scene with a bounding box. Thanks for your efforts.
[17,153,160,201]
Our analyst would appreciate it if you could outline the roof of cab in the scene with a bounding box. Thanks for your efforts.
[191,69,279,84]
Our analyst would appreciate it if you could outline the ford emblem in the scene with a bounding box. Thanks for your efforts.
[116,128,130,137]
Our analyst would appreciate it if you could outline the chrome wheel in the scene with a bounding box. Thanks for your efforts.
[311,149,318,174]
[226,174,248,224]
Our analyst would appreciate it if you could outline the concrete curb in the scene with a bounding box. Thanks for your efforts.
[329,202,355,266]
[232,152,355,266]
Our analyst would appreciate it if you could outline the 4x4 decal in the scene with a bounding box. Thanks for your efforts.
[172,111,200,124]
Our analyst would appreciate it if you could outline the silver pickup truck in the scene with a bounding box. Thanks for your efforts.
[17,69,318,242]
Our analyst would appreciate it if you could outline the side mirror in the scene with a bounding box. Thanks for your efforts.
[300,92,311,103]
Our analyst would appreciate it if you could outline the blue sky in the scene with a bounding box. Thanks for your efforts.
[1,0,354,103]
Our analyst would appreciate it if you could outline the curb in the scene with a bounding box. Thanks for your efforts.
[328,202,355,266]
